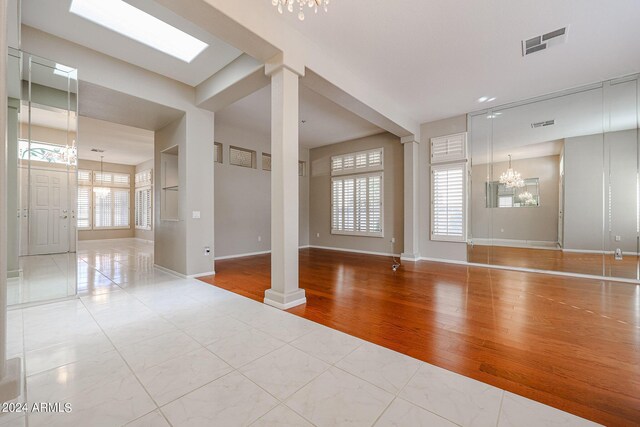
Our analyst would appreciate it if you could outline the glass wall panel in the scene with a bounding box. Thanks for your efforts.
[7,51,78,305]
[469,75,640,282]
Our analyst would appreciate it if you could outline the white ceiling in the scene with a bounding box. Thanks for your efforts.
[77,116,154,165]
[215,84,383,148]
[275,0,640,124]
[21,0,243,86]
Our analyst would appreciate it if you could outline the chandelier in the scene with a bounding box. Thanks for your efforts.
[499,155,524,188]
[272,0,329,21]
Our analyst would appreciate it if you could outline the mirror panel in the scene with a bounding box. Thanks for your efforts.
[7,51,78,305]
[469,75,640,281]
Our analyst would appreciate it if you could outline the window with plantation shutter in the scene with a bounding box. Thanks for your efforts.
[135,169,153,231]
[431,163,466,241]
[78,170,92,185]
[431,133,467,164]
[331,172,383,237]
[135,188,152,230]
[93,188,130,229]
[77,186,92,229]
[331,148,384,176]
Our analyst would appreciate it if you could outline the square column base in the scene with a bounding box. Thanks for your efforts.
[401,252,420,262]
[0,358,21,403]
[264,289,306,310]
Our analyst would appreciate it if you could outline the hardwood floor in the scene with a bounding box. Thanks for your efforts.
[199,248,640,426]
[467,244,640,280]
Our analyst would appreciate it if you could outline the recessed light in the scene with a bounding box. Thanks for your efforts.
[487,97,496,102]
[478,97,489,103]
[69,0,208,63]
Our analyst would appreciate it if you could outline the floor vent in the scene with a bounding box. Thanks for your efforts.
[522,27,567,56]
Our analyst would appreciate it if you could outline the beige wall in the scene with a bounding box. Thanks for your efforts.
[78,159,135,241]
[134,158,154,242]
[471,155,560,244]
[419,115,468,261]
[213,122,310,258]
[309,132,403,255]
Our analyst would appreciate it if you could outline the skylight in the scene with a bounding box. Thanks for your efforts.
[69,0,209,63]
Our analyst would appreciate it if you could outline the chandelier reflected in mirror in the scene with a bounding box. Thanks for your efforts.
[499,154,524,188]
[272,0,329,20]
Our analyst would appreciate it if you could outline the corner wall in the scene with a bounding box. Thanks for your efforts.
[213,122,310,259]
[308,132,403,255]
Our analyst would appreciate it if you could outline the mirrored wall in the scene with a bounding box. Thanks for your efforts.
[6,48,79,305]
[468,75,640,281]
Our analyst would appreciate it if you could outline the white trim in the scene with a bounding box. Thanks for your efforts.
[153,264,187,279]
[309,245,400,257]
[471,238,559,250]
[562,248,638,255]
[264,297,307,310]
[133,238,154,244]
[214,246,310,261]
[400,253,420,262]
[188,271,215,278]
[215,250,271,260]
[418,257,640,285]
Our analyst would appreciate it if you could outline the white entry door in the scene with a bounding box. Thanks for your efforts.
[28,169,70,255]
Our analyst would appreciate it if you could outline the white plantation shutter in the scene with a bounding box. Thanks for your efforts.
[135,188,152,230]
[78,170,92,185]
[431,163,466,241]
[113,189,130,227]
[77,186,92,229]
[431,133,467,164]
[94,189,113,228]
[331,172,383,236]
[331,148,383,176]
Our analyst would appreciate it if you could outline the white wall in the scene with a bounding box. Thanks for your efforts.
[23,26,215,276]
[419,115,468,261]
[213,122,309,258]
[308,132,403,255]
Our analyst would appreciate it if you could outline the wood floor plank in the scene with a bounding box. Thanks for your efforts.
[199,248,640,426]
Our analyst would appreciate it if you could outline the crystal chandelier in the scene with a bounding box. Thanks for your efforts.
[272,0,329,21]
[499,155,524,188]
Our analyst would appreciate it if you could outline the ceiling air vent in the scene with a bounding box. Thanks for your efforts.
[531,120,555,128]
[522,27,567,56]
[90,148,105,153]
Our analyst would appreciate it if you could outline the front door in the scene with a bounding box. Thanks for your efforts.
[28,168,70,255]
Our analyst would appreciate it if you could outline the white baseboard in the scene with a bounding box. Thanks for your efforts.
[309,245,400,257]
[562,248,637,256]
[153,264,187,279]
[134,238,154,244]
[214,246,311,261]
[215,250,271,261]
[418,257,640,285]
[471,238,559,250]
[188,271,216,278]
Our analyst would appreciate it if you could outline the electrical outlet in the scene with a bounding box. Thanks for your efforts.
[192,211,201,219]
[258,236,262,242]
[615,235,622,242]
[391,237,396,243]
[204,246,211,256]
[316,233,320,238]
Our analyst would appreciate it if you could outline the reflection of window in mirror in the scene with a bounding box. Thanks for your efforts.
[486,178,539,208]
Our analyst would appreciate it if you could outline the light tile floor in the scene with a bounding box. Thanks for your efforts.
[2,239,601,426]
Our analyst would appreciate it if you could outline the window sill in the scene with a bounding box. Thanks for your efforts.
[331,230,384,238]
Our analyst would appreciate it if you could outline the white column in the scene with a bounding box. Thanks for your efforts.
[401,135,421,261]
[0,0,22,402]
[264,56,306,310]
